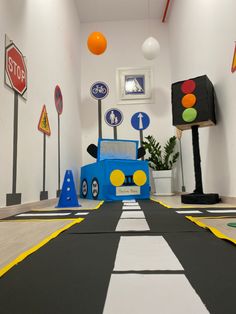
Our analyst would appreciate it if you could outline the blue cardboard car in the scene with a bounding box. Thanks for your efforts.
[80,139,150,201]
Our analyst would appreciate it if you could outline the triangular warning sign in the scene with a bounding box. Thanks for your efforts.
[231,42,236,73]
[38,105,51,135]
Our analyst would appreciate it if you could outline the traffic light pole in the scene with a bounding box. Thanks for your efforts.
[191,125,203,194]
[181,125,220,204]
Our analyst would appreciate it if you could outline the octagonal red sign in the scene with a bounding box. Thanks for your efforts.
[5,43,27,95]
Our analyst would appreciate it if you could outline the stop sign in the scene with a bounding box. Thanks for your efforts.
[5,43,27,95]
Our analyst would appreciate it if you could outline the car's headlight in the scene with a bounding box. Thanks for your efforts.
[110,169,125,186]
[133,170,147,186]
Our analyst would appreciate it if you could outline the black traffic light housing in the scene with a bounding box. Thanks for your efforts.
[172,75,216,130]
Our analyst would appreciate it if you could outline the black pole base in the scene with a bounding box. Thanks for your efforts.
[6,193,21,206]
[40,191,48,201]
[56,189,61,198]
[181,193,220,205]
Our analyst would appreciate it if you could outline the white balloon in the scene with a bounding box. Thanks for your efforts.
[142,36,160,60]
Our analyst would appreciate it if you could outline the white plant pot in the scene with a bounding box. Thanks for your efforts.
[152,170,174,196]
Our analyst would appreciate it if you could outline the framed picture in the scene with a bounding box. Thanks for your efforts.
[116,67,153,104]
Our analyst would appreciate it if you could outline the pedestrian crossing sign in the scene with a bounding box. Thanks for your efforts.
[231,42,236,73]
[38,105,51,136]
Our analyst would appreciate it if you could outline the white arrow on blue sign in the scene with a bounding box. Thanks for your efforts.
[131,112,150,130]
[105,108,123,127]
[90,81,109,100]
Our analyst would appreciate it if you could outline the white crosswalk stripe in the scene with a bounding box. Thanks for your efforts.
[207,209,236,213]
[176,210,202,214]
[16,212,71,217]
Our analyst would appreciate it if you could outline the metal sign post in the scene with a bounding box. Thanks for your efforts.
[131,112,150,160]
[38,105,51,200]
[104,108,123,139]
[5,36,27,206]
[90,81,109,139]
[54,85,63,197]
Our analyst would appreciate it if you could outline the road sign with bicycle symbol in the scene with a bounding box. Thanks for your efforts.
[90,81,109,100]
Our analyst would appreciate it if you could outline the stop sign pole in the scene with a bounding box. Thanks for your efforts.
[5,37,27,206]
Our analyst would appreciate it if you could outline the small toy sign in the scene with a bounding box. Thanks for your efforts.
[54,85,63,115]
[231,42,236,73]
[38,105,51,136]
[105,108,123,127]
[90,81,109,100]
[131,112,150,130]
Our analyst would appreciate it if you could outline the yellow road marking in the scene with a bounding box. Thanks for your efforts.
[0,218,84,278]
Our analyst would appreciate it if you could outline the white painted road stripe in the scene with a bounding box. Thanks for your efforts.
[122,199,136,203]
[16,212,71,217]
[114,236,183,271]
[207,209,236,213]
[120,211,145,219]
[122,202,139,206]
[103,274,209,314]
[116,219,150,231]
[122,206,141,210]
[176,210,202,214]
[74,212,89,216]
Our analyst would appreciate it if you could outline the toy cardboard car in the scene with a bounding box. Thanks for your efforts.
[80,139,150,201]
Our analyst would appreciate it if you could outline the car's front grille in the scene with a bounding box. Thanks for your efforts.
[123,175,134,186]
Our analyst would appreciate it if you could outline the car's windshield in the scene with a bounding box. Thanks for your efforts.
[99,140,137,160]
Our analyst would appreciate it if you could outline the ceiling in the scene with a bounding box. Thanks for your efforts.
[75,0,168,23]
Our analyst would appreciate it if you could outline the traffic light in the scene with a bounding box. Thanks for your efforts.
[171,75,216,130]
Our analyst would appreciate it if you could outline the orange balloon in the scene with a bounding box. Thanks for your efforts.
[87,32,107,55]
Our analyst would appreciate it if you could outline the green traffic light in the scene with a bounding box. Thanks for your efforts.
[182,108,197,123]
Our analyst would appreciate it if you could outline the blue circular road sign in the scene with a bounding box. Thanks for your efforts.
[105,108,123,127]
[131,112,150,130]
[90,81,109,100]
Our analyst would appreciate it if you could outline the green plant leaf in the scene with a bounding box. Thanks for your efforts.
[142,135,179,170]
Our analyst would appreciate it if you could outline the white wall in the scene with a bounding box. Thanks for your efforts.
[0,0,82,206]
[80,19,174,174]
[168,0,236,197]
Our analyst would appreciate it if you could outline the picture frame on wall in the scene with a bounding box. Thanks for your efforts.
[116,67,153,104]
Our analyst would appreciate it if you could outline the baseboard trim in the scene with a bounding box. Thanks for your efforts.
[1,198,57,210]
[220,196,236,205]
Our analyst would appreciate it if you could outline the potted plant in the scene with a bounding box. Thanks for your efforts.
[142,135,179,195]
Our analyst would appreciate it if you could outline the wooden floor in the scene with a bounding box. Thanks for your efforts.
[152,195,236,208]
[0,197,100,275]
[0,220,76,270]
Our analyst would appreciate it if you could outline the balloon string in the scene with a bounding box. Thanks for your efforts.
[148,0,150,35]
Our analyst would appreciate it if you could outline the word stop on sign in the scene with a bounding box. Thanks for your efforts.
[8,56,25,82]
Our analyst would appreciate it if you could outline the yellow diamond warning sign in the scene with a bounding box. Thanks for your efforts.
[38,105,51,136]
[231,42,236,73]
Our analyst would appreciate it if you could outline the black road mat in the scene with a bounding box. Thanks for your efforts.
[164,231,236,314]
[0,233,120,314]
[1,199,236,314]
